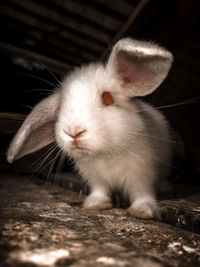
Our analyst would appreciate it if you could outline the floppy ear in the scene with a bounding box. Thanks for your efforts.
[7,92,60,163]
[106,38,173,97]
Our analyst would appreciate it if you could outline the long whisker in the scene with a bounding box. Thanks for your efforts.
[111,141,184,172]
[32,55,60,84]
[30,144,58,171]
[21,88,54,94]
[44,149,62,185]
[134,97,200,114]
[35,147,58,172]
[54,151,66,183]
[127,132,176,144]
[14,70,57,88]
[46,149,61,183]
[35,148,61,177]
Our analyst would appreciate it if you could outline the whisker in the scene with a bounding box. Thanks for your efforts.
[44,149,62,185]
[14,70,57,88]
[128,132,176,144]
[46,155,57,183]
[36,148,60,176]
[58,153,66,178]
[154,160,185,172]
[113,142,184,172]
[134,97,200,114]
[32,55,60,84]
[53,150,64,184]
[21,104,34,110]
[36,147,58,172]
[47,147,61,172]
[30,144,58,171]
[21,88,54,94]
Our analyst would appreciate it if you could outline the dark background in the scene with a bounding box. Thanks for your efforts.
[0,0,200,181]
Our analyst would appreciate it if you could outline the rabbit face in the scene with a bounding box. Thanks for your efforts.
[55,64,144,159]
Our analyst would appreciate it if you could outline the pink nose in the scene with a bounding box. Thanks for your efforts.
[63,128,86,140]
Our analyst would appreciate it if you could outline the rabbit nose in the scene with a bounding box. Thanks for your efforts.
[63,128,86,139]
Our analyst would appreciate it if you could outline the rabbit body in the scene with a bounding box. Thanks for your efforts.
[7,38,173,219]
[76,101,171,216]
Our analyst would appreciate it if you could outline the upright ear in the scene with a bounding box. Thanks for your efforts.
[7,92,60,163]
[106,38,173,97]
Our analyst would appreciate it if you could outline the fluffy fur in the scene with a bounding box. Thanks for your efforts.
[7,38,173,219]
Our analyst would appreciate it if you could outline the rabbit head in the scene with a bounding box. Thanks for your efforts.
[7,38,173,163]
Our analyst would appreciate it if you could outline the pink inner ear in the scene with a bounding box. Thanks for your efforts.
[30,121,55,142]
[18,121,55,159]
[117,52,144,84]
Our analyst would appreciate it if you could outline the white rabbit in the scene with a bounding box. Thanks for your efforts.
[7,38,173,219]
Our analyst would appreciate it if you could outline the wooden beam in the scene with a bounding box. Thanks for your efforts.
[0,113,25,134]
[90,0,135,18]
[48,0,123,32]
[1,2,106,48]
[0,20,97,64]
[0,41,70,74]
[0,9,103,56]
[101,0,149,60]
[8,0,113,43]
[0,112,25,120]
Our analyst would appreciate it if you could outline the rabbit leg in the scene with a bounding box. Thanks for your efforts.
[128,196,160,219]
[83,184,112,210]
[126,173,160,219]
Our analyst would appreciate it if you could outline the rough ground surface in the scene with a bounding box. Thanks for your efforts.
[41,172,200,234]
[0,173,200,267]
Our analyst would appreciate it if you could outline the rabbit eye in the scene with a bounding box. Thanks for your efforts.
[102,92,114,106]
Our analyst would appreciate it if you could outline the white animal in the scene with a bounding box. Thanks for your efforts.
[7,38,173,219]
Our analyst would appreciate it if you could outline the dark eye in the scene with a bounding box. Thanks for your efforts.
[102,92,114,106]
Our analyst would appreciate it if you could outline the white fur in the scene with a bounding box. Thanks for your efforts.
[55,65,171,218]
[7,38,173,218]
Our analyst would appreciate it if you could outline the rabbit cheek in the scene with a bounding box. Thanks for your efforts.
[54,131,70,153]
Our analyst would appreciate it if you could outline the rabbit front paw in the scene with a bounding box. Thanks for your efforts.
[128,198,160,219]
[83,194,112,210]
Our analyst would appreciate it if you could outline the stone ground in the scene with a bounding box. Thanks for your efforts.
[0,173,200,267]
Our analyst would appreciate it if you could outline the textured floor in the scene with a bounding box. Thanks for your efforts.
[0,173,200,267]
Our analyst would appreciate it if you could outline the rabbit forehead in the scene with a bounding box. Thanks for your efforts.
[59,64,111,122]
[64,63,114,91]
[61,64,114,106]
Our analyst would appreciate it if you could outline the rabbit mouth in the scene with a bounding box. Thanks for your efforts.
[70,139,87,150]
[72,145,84,151]
[69,146,93,158]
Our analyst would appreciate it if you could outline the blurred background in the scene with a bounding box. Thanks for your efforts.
[0,0,199,183]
